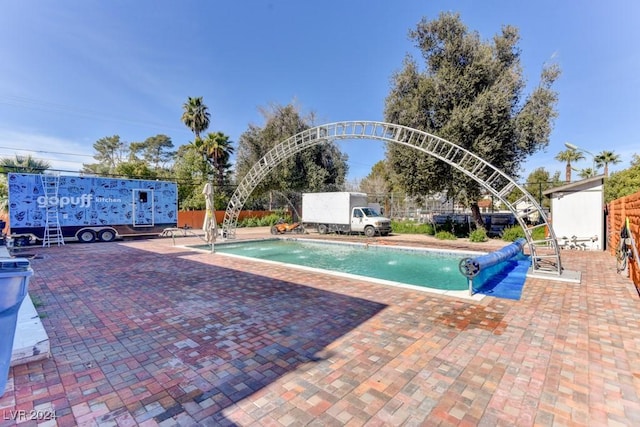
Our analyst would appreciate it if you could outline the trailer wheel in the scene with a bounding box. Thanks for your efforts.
[98,229,116,242]
[14,236,32,247]
[318,224,328,234]
[77,230,96,243]
[364,226,376,238]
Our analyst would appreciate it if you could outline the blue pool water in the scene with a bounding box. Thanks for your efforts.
[199,239,478,291]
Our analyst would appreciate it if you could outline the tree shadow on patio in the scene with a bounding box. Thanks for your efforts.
[20,242,387,425]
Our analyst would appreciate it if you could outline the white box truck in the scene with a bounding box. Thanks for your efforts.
[7,173,178,245]
[301,192,391,237]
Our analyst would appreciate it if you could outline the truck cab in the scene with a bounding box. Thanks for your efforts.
[351,206,391,237]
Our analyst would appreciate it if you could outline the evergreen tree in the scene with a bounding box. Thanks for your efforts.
[604,154,640,203]
[384,13,560,227]
[82,135,125,175]
[235,103,348,208]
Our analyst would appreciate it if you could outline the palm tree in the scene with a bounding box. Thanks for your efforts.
[555,149,585,183]
[577,167,596,179]
[594,150,621,177]
[201,131,234,188]
[0,154,51,174]
[0,155,51,214]
[181,96,210,142]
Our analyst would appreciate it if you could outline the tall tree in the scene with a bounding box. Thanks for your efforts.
[197,132,234,189]
[113,160,157,180]
[0,155,51,174]
[82,135,125,175]
[595,150,621,177]
[360,161,391,196]
[235,103,348,208]
[384,13,560,228]
[555,148,585,183]
[173,144,207,210]
[520,167,562,209]
[137,134,175,169]
[181,96,210,142]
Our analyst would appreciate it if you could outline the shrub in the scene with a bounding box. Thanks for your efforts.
[260,213,286,226]
[239,216,259,227]
[435,231,457,240]
[501,225,525,242]
[391,220,434,235]
[469,228,488,242]
[239,211,292,227]
[530,225,546,241]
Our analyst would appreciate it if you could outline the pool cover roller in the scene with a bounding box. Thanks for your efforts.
[459,238,527,279]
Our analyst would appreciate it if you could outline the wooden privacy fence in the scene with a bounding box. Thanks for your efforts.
[177,210,273,230]
[608,191,640,292]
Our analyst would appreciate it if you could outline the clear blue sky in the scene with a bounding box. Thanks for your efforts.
[1,0,638,182]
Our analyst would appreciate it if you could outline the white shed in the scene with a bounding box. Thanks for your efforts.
[543,175,605,250]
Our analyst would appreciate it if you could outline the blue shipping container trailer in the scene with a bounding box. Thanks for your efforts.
[7,173,178,244]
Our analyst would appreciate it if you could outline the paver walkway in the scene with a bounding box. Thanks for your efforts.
[1,230,639,426]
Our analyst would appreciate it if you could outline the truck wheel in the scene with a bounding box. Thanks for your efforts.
[318,224,328,234]
[98,229,116,242]
[364,226,376,238]
[77,230,96,243]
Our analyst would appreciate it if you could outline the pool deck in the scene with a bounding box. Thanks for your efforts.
[2,228,640,426]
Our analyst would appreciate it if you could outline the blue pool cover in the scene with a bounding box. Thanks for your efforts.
[459,238,530,300]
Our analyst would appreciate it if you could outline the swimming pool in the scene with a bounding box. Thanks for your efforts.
[192,239,484,292]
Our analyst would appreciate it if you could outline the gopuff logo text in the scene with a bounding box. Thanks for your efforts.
[36,194,93,208]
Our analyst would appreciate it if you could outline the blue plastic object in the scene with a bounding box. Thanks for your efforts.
[0,258,33,396]
[458,239,530,298]
[459,238,527,279]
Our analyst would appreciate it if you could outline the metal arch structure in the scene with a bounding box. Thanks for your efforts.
[222,121,562,275]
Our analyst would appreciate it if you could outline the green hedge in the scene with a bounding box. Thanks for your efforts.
[469,228,488,242]
[435,231,457,240]
[391,220,435,235]
[238,211,291,227]
[501,225,546,242]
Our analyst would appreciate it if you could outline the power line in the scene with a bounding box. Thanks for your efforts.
[0,94,187,133]
[0,153,78,167]
[0,146,94,158]
[2,165,239,188]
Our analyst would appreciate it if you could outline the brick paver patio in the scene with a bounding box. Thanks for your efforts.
[1,230,639,426]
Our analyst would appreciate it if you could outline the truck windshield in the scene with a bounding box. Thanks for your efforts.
[361,207,382,217]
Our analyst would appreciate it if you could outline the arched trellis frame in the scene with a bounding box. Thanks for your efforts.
[222,121,562,275]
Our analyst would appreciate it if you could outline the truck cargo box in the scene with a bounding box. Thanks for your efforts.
[302,192,368,225]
